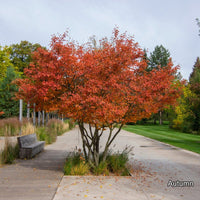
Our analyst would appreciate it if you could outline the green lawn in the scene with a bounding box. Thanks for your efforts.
[123,125,200,154]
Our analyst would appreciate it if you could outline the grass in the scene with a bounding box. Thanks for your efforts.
[123,124,200,154]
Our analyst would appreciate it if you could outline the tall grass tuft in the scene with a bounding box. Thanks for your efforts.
[47,119,69,136]
[36,119,71,144]
[0,117,21,136]
[106,152,129,176]
[0,138,19,164]
[21,122,35,135]
[0,117,31,136]
[92,161,109,175]
[64,152,90,176]
[64,147,133,176]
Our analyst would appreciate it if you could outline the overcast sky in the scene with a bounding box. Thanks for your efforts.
[0,0,200,80]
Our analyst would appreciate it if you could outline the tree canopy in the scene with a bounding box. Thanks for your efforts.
[15,28,183,166]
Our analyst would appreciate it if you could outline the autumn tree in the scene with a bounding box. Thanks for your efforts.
[16,29,182,166]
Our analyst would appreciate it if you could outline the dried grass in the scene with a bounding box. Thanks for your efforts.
[0,117,33,136]
[21,122,35,136]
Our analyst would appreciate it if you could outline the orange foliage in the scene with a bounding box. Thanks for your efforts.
[15,28,183,126]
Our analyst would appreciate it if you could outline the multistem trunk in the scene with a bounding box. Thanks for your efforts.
[78,122,123,167]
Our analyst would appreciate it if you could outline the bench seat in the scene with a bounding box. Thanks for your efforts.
[17,133,45,159]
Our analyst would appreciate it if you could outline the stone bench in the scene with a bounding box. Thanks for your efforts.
[17,133,45,159]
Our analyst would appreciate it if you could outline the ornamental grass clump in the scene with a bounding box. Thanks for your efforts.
[0,138,19,164]
[36,119,70,144]
[47,119,69,136]
[64,147,132,176]
[64,151,90,176]
[0,117,21,136]
[0,117,31,136]
[106,152,130,176]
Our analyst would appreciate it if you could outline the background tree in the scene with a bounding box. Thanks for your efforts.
[147,45,176,125]
[0,46,13,81]
[173,57,200,134]
[196,18,200,37]
[148,45,170,71]
[16,29,183,167]
[189,57,200,132]
[0,66,20,118]
[172,85,195,132]
[10,41,42,74]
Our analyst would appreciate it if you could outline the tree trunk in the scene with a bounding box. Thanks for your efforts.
[33,103,36,127]
[42,110,45,126]
[159,110,163,125]
[46,112,49,124]
[78,122,123,167]
[38,111,41,126]
[19,99,23,135]
[27,102,30,121]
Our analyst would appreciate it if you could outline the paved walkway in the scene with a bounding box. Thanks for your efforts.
[0,126,200,200]
[0,127,82,200]
[53,128,200,200]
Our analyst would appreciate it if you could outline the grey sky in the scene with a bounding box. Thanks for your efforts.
[0,0,200,80]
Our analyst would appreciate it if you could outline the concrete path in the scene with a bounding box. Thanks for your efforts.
[53,128,200,200]
[0,126,200,200]
[0,127,82,200]
[108,129,200,200]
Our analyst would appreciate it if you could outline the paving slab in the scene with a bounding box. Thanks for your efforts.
[53,176,148,200]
